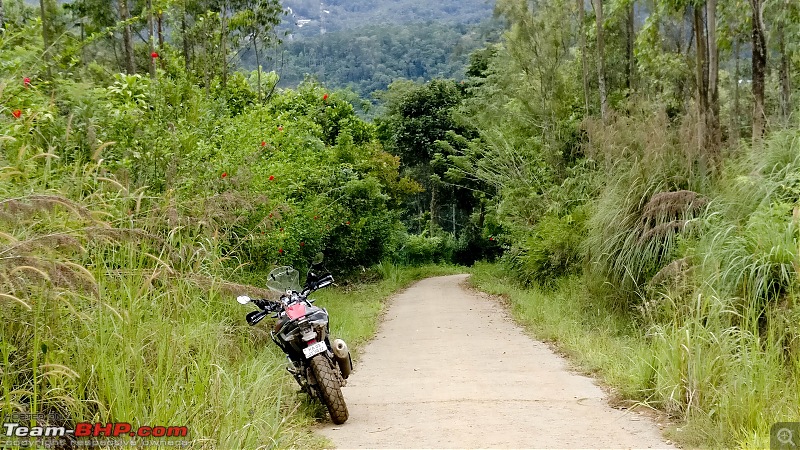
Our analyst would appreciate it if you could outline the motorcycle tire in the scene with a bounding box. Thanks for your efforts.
[310,354,349,424]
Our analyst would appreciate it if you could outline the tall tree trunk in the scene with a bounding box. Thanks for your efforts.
[693,4,708,152]
[778,0,791,122]
[429,182,437,235]
[592,0,609,121]
[148,0,156,79]
[578,0,590,114]
[39,0,52,79]
[157,10,164,70]
[732,37,741,145]
[221,0,228,88]
[121,0,135,74]
[181,3,190,72]
[254,37,261,101]
[626,1,635,91]
[706,0,720,158]
[751,0,767,142]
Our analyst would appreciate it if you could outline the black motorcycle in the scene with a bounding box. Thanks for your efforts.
[236,265,352,424]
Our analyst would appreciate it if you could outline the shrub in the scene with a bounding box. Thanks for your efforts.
[503,209,586,287]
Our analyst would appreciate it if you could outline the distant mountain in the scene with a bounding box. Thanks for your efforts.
[261,1,498,98]
[280,0,495,38]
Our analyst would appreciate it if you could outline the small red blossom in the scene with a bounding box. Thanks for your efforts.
[300,242,305,247]
[12,109,21,119]
[489,237,495,241]
[345,221,350,225]
[269,175,275,181]
[269,213,273,218]
[323,93,328,101]
[313,215,319,220]
[151,52,159,58]
[279,228,283,232]
[278,248,284,254]
[278,125,283,131]
[261,141,267,147]
[23,77,31,87]
[221,172,228,178]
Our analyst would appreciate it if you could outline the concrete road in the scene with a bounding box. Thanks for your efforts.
[319,274,674,449]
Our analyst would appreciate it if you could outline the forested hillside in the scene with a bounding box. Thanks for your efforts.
[2,0,800,448]
[266,0,500,98]
[275,21,498,98]
[280,0,494,36]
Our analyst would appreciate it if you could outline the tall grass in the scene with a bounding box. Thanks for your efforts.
[480,119,800,447]
[0,154,465,447]
[0,171,325,446]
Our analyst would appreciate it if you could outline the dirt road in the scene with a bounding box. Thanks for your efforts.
[319,274,674,449]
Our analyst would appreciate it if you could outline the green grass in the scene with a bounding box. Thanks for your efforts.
[0,181,465,449]
[469,261,800,448]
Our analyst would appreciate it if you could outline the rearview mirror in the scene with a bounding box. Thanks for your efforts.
[312,252,324,265]
[236,295,251,304]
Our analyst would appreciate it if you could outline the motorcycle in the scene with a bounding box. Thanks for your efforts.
[236,264,352,424]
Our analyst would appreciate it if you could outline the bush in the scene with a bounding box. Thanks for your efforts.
[395,230,457,265]
[503,209,586,287]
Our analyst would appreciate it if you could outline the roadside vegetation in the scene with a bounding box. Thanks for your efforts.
[3,0,800,448]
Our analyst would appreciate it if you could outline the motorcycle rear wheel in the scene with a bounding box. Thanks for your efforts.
[310,354,349,424]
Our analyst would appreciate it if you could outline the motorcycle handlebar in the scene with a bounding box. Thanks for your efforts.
[254,298,282,312]
[246,309,268,326]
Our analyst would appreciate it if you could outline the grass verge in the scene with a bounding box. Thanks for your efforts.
[468,262,685,444]
[469,261,800,448]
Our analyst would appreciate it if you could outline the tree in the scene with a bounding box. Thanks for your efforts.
[229,0,283,101]
[578,0,590,114]
[750,0,766,141]
[376,79,477,234]
[592,0,609,121]
[775,0,794,122]
[120,0,135,74]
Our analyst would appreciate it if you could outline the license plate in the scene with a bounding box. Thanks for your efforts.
[303,342,327,359]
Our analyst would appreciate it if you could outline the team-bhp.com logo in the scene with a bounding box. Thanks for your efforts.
[4,422,188,438]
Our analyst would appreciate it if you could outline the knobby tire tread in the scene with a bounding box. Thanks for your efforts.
[311,354,349,424]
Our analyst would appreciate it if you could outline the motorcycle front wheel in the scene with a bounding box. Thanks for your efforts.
[310,354,349,424]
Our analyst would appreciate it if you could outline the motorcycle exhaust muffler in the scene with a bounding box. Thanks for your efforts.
[332,339,353,379]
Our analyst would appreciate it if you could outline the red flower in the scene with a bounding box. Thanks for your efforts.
[345,221,350,225]
[300,242,305,247]
[221,172,228,178]
[278,248,284,254]
[489,237,495,241]
[269,213,273,218]
[323,94,328,101]
[151,52,159,58]
[269,175,275,181]
[23,77,31,87]
[261,141,266,147]
[12,109,21,119]
[279,228,283,232]
[313,215,318,220]
[277,125,283,131]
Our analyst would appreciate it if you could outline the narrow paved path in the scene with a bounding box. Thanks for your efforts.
[319,274,674,449]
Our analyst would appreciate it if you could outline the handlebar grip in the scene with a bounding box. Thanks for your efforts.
[246,310,268,326]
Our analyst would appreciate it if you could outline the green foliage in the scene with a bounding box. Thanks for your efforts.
[280,0,493,36]
[503,209,587,288]
[276,21,498,98]
[395,230,457,266]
